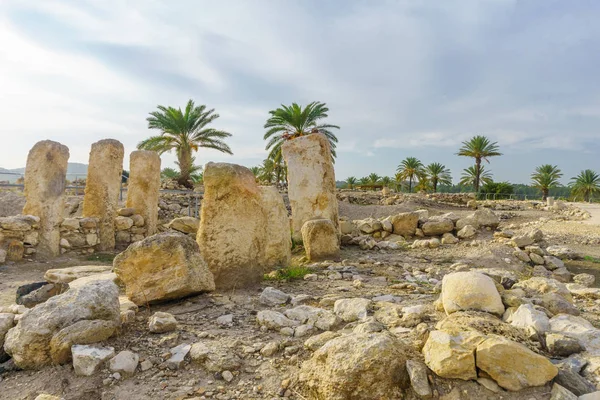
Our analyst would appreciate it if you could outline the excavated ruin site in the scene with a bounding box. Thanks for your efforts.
[1,135,600,400]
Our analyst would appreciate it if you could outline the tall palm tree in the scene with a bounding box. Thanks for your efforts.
[359,177,370,186]
[457,135,502,192]
[460,165,493,188]
[531,164,563,201]
[394,172,404,192]
[425,163,452,193]
[138,99,233,188]
[396,157,424,193]
[368,173,381,185]
[570,169,600,202]
[346,176,357,189]
[264,101,340,162]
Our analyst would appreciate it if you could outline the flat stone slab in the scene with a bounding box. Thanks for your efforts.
[45,265,113,283]
[68,272,118,289]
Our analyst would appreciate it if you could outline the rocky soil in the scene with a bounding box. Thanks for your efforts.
[1,197,600,400]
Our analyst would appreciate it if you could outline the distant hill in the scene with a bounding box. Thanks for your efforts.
[0,163,88,183]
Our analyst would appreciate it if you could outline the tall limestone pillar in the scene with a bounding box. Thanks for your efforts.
[22,140,70,259]
[82,139,124,251]
[126,150,161,236]
[282,133,339,242]
[197,162,291,289]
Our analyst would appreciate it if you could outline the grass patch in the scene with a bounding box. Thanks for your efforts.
[264,265,311,281]
[86,253,116,263]
[584,255,600,264]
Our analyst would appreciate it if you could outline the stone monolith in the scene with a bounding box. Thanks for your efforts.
[196,162,291,289]
[22,140,69,258]
[281,134,339,242]
[82,139,124,251]
[126,150,160,236]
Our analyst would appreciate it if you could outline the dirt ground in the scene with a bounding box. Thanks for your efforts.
[1,200,599,399]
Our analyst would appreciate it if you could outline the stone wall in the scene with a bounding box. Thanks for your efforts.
[113,208,148,249]
[59,217,100,255]
[0,215,40,262]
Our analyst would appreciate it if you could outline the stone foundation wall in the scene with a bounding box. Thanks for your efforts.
[0,215,41,261]
[114,208,148,249]
[59,217,100,255]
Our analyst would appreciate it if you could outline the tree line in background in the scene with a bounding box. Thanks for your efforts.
[136,99,599,202]
[344,135,600,202]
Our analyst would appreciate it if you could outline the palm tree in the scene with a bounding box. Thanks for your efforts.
[161,167,178,180]
[359,177,370,186]
[531,164,563,201]
[368,173,381,185]
[394,172,404,192]
[425,163,452,193]
[457,135,502,192]
[264,101,340,162]
[570,169,600,202]
[380,176,392,188]
[396,157,424,193]
[250,166,261,180]
[258,158,276,184]
[346,176,357,189]
[460,165,493,188]
[138,99,233,188]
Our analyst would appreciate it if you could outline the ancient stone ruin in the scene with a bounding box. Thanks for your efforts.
[82,139,124,251]
[22,140,69,259]
[196,162,291,289]
[126,150,161,237]
[282,133,339,242]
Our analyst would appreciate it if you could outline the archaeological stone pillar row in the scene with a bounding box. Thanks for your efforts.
[22,140,70,259]
[281,133,340,242]
[82,139,124,251]
[126,150,161,236]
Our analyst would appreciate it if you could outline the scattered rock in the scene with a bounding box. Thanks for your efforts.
[441,271,505,316]
[109,350,139,377]
[333,298,372,322]
[148,312,177,333]
[72,345,115,376]
[259,287,290,306]
[298,332,410,400]
[475,335,558,391]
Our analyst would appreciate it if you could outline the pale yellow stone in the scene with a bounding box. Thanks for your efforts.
[114,232,214,305]
[282,134,339,243]
[126,150,160,236]
[442,271,505,316]
[22,140,69,258]
[476,335,558,391]
[197,163,291,289]
[301,219,339,261]
[82,139,124,251]
[422,330,485,380]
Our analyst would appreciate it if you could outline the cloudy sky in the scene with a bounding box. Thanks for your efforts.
[1,0,599,184]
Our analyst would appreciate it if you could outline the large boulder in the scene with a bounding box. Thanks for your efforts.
[422,330,485,380]
[196,163,291,289]
[441,271,505,316]
[422,219,454,236]
[298,332,410,400]
[3,281,120,369]
[113,232,215,305]
[475,335,558,391]
[167,216,199,234]
[301,219,339,261]
[456,208,500,230]
[281,133,339,243]
[390,212,419,237]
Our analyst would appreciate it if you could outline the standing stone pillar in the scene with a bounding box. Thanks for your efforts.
[197,163,291,289]
[82,139,124,251]
[282,133,339,242]
[22,140,69,259]
[126,150,161,236]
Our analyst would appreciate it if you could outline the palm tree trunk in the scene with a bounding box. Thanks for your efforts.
[433,179,438,193]
[409,177,413,193]
[474,158,481,192]
[177,147,193,188]
[542,188,548,201]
